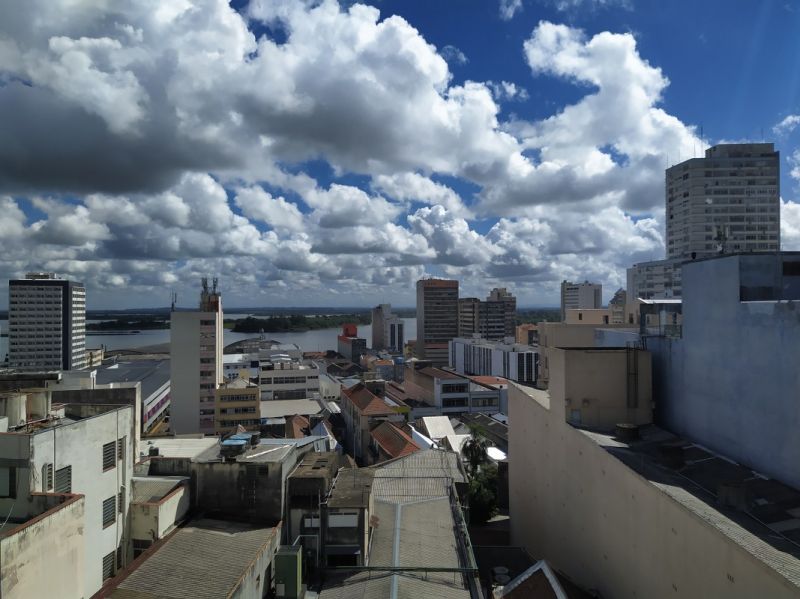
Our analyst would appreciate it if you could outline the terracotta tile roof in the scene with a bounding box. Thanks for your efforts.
[370,421,420,460]
[285,414,310,439]
[342,383,396,416]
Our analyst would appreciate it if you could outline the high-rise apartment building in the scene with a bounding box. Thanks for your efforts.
[629,143,780,300]
[371,304,404,352]
[8,272,86,371]
[415,278,459,365]
[170,278,223,434]
[458,297,481,337]
[666,143,779,259]
[560,280,601,321]
[487,287,517,338]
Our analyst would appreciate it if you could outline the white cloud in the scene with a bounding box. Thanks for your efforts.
[788,149,800,181]
[773,114,800,135]
[372,173,472,218]
[782,200,800,250]
[499,0,524,20]
[441,45,468,65]
[234,186,305,232]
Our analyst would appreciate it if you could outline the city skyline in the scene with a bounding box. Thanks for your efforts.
[2,1,800,309]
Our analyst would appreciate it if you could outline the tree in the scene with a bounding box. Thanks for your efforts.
[462,425,489,478]
[468,463,499,525]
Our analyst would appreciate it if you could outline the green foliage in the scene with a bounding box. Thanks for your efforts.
[515,309,560,325]
[468,463,499,525]
[462,424,489,478]
[86,318,168,331]
[231,313,371,333]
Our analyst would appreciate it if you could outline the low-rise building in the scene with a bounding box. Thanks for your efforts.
[367,420,420,464]
[340,382,408,462]
[214,377,260,434]
[337,323,367,364]
[0,492,86,599]
[129,477,190,557]
[94,356,170,433]
[514,323,538,345]
[449,337,537,385]
[405,366,501,415]
[0,394,134,596]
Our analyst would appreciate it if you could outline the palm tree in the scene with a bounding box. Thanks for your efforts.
[462,425,489,478]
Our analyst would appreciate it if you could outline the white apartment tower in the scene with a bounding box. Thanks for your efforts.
[8,272,86,371]
[666,143,780,259]
[170,278,223,434]
[371,304,404,352]
[628,143,780,300]
[560,280,602,321]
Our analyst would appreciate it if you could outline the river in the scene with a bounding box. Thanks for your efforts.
[0,317,417,360]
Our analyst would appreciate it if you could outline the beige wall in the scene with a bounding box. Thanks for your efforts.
[564,309,611,325]
[508,383,800,599]
[0,495,85,599]
[537,322,601,385]
[131,484,190,543]
[550,348,653,429]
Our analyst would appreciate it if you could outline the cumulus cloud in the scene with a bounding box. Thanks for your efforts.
[773,114,800,136]
[0,1,755,307]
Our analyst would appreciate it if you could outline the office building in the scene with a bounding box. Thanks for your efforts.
[458,297,481,337]
[487,287,517,338]
[560,280,601,321]
[416,278,459,364]
[170,278,223,434]
[628,143,780,300]
[214,377,260,434]
[370,304,404,352]
[7,272,86,371]
[337,323,367,363]
[449,337,537,385]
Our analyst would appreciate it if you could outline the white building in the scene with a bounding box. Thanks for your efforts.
[0,392,134,596]
[560,280,601,321]
[7,272,86,371]
[371,304,404,352]
[224,351,320,401]
[170,278,223,434]
[449,337,537,385]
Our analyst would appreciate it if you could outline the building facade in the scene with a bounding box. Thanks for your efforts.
[170,278,223,434]
[666,143,780,260]
[214,378,260,434]
[8,272,86,371]
[370,304,404,352]
[487,287,517,338]
[560,280,601,321]
[449,337,537,385]
[416,278,459,365]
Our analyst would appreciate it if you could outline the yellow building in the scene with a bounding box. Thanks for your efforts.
[214,377,260,434]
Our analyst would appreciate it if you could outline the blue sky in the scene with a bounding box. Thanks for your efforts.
[1,0,799,309]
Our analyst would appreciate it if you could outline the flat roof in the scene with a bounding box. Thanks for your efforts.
[131,477,183,503]
[110,519,279,599]
[95,359,170,400]
[259,398,324,419]
[141,437,218,459]
[581,425,800,587]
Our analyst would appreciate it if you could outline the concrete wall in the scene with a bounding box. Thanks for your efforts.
[551,348,653,430]
[0,494,85,599]
[649,254,800,488]
[30,408,133,596]
[131,483,189,543]
[564,309,610,325]
[537,322,613,385]
[231,522,281,599]
[508,383,800,599]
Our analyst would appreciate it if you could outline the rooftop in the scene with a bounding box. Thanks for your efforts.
[460,413,508,447]
[370,421,420,460]
[131,477,184,503]
[582,424,800,588]
[419,367,467,381]
[95,358,170,400]
[343,383,403,415]
[140,437,218,459]
[109,519,279,599]
[420,415,456,440]
[259,398,324,419]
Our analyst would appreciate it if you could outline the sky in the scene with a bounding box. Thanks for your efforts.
[1,0,800,309]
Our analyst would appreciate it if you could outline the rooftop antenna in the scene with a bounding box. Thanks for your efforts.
[212,277,219,295]
[170,290,177,312]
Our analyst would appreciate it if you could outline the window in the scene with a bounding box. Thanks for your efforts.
[117,437,126,462]
[102,496,116,528]
[0,466,16,498]
[102,551,115,580]
[54,466,72,493]
[102,441,116,471]
[42,463,54,491]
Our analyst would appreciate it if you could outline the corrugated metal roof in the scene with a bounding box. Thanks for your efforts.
[95,359,170,401]
[111,519,278,599]
[421,416,456,440]
[141,437,218,459]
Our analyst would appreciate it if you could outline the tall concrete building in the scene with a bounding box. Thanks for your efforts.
[458,297,481,337]
[629,143,780,300]
[370,304,404,352]
[487,287,517,338]
[415,278,458,365]
[560,280,601,321]
[170,278,223,434]
[8,272,86,371]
